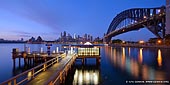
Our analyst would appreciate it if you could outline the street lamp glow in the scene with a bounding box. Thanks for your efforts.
[122,41,125,44]
[157,40,162,44]
[143,16,147,19]
[150,13,153,16]
[157,9,161,13]
[139,40,145,44]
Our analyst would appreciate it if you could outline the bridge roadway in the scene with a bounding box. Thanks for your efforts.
[26,53,76,85]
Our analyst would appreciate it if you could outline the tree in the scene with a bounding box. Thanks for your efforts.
[112,39,122,44]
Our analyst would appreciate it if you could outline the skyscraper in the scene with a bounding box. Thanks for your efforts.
[84,34,87,41]
[73,33,76,39]
[64,31,66,37]
[60,32,63,37]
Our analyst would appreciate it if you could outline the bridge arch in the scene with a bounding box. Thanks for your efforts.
[105,6,166,43]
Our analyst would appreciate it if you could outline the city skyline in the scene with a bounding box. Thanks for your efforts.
[0,0,165,41]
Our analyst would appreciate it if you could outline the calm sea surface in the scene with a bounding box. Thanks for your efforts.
[0,44,170,84]
[0,43,63,83]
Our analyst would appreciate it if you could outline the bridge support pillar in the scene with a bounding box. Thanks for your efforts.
[103,37,111,44]
[166,0,170,35]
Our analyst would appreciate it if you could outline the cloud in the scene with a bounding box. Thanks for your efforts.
[11,30,32,35]
[9,30,32,38]
[18,34,32,37]
[9,30,59,40]
[0,1,62,31]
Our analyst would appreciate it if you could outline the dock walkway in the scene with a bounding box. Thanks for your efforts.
[26,53,76,85]
[0,47,100,85]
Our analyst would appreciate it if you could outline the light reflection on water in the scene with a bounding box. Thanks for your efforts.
[73,69,99,85]
[104,46,168,81]
[69,63,100,85]
[1,44,170,84]
[68,46,170,84]
[157,49,162,67]
[138,48,143,64]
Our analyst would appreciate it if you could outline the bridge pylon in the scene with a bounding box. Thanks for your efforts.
[103,36,111,44]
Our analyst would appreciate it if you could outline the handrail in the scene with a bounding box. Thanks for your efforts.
[0,53,66,85]
[45,53,77,85]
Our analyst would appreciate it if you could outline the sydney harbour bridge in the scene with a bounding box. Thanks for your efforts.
[104,0,170,43]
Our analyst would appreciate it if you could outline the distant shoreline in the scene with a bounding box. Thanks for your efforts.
[110,44,170,49]
[0,41,26,43]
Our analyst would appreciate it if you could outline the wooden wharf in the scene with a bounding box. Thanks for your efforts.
[0,51,75,85]
[0,46,101,85]
[12,48,64,67]
[26,53,77,85]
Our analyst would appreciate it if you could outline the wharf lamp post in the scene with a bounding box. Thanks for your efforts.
[46,43,52,55]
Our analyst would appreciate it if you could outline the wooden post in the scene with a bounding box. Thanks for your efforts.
[28,58,31,66]
[82,58,84,65]
[60,72,62,84]
[8,81,12,85]
[96,57,101,65]
[57,57,59,63]
[43,63,47,71]
[32,58,34,65]
[32,69,35,78]
[65,67,68,76]
[24,58,27,65]
[85,58,87,64]
[13,59,16,68]
[48,81,54,85]
[22,51,27,65]
[52,59,54,65]
[14,79,16,85]
[33,54,36,63]
[63,76,65,84]
[19,57,21,68]
[45,58,47,62]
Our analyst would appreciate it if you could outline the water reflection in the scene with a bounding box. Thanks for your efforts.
[157,49,162,67]
[72,64,100,85]
[128,47,131,56]
[121,47,125,70]
[138,48,143,63]
[104,46,166,80]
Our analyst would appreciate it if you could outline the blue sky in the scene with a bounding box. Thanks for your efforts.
[0,0,165,41]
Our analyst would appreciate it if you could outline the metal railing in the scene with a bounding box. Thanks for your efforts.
[0,53,66,85]
[46,53,77,85]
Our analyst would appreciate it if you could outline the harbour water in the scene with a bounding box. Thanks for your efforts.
[0,44,170,84]
[65,46,170,84]
[0,43,63,83]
